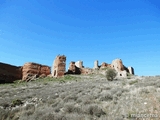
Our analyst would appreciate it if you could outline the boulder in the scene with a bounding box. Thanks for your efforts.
[22,62,50,81]
[0,62,22,83]
[52,55,66,77]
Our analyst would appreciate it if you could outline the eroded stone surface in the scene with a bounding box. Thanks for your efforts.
[52,55,66,77]
[22,62,50,81]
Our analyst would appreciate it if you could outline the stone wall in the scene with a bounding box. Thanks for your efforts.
[66,61,81,74]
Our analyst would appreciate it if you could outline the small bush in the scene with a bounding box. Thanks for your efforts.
[100,93,113,101]
[11,99,23,107]
[22,103,35,116]
[127,73,133,79]
[82,104,105,117]
[63,94,77,102]
[105,69,117,81]
[0,108,8,120]
[64,103,75,113]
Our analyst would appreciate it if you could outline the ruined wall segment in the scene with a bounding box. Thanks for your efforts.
[110,59,134,77]
[66,61,81,74]
[128,67,134,75]
[52,55,66,77]
[111,59,126,77]
[93,60,99,69]
[75,61,83,68]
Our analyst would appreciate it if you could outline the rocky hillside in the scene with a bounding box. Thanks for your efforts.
[0,74,160,120]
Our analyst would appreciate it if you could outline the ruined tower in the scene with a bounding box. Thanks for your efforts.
[52,55,66,78]
[94,60,99,69]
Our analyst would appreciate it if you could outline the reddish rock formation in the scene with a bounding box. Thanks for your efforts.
[22,62,50,81]
[0,62,22,83]
[52,55,66,77]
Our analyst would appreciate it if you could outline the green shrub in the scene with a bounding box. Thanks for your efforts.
[105,69,117,81]
[11,99,23,107]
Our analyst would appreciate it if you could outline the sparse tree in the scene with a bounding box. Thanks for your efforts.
[105,68,117,81]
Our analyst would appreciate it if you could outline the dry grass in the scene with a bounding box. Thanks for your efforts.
[0,75,160,120]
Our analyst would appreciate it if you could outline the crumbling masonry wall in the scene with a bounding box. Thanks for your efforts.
[52,55,66,77]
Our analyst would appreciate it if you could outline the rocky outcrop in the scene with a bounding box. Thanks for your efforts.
[0,62,22,83]
[22,62,50,81]
[52,55,66,77]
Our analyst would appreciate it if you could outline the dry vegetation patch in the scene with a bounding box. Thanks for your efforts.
[0,75,160,120]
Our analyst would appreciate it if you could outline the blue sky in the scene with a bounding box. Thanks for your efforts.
[0,0,160,76]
